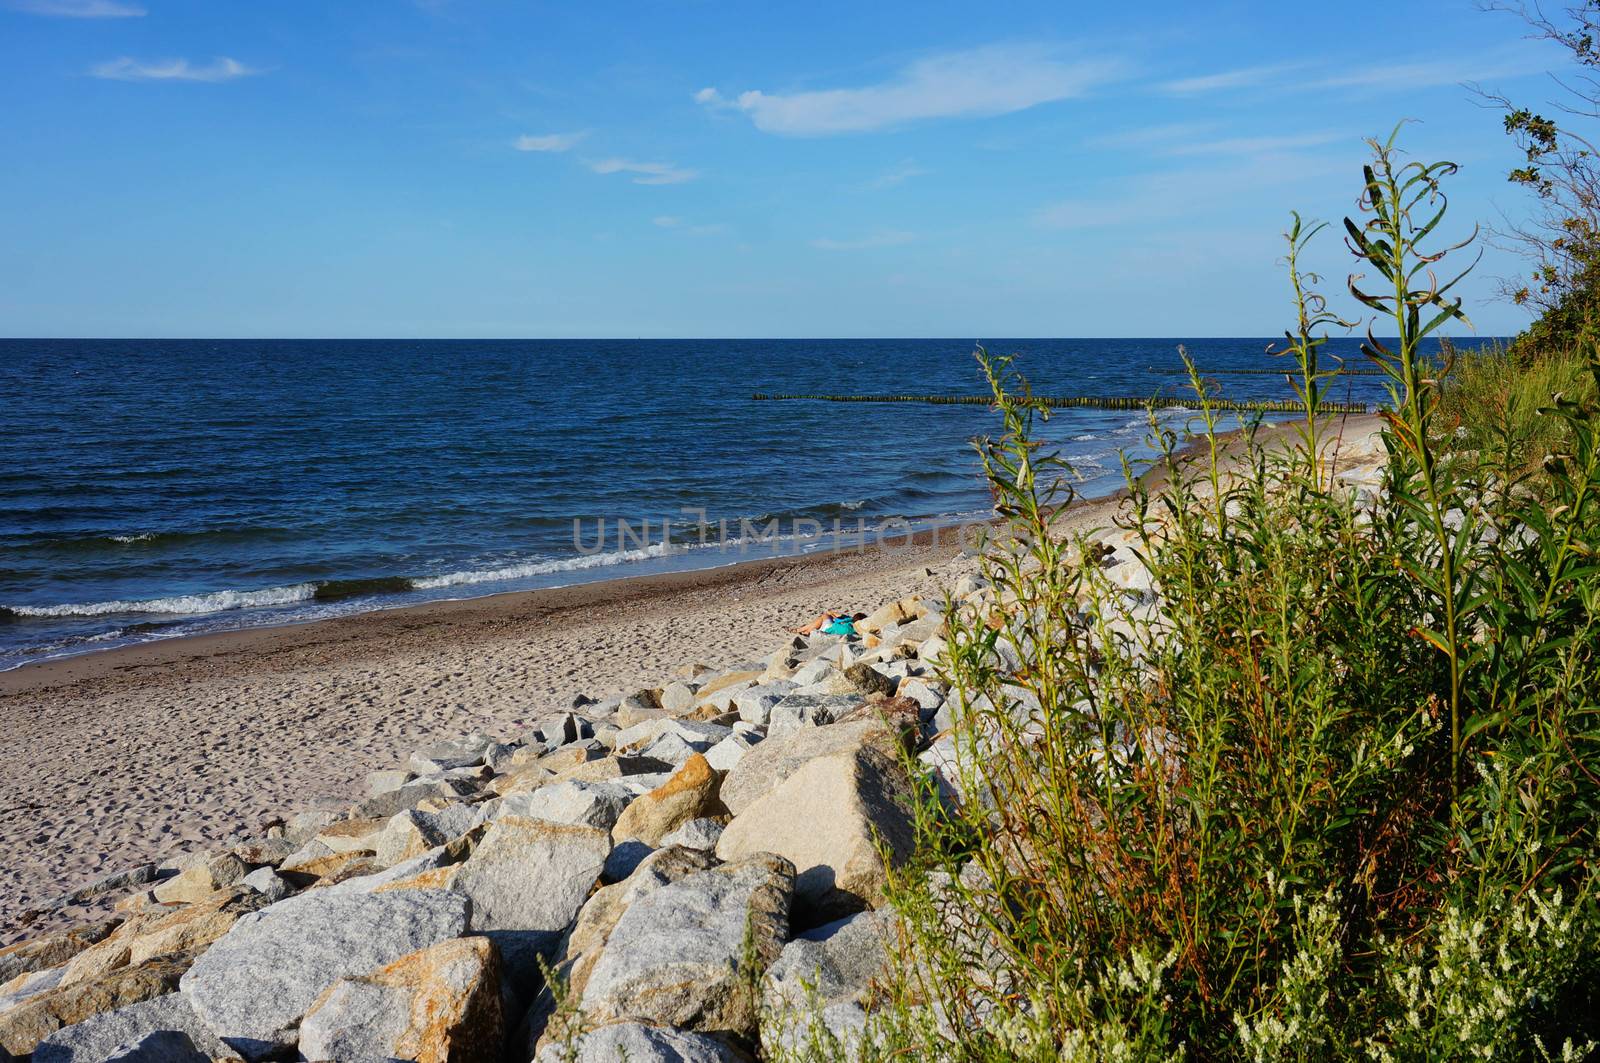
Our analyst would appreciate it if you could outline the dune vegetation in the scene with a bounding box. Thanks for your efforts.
[773,122,1600,1061]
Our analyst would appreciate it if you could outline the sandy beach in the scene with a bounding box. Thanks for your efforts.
[0,412,1386,939]
[0,520,1009,933]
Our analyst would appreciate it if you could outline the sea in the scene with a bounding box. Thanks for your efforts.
[0,337,1483,670]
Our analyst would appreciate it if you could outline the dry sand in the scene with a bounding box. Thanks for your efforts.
[0,413,1386,935]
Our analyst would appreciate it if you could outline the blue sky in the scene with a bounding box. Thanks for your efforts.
[0,0,1577,337]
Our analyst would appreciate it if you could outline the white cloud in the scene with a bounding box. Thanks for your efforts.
[515,132,585,153]
[90,56,259,82]
[10,0,144,15]
[1159,62,1297,95]
[867,160,928,189]
[587,158,698,185]
[698,44,1122,136]
[810,230,915,251]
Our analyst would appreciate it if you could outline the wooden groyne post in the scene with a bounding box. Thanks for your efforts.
[750,393,1371,414]
[1143,366,1389,377]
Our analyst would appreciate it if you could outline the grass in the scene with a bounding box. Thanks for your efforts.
[771,130,1600,1061]
[1437,339,1598,475]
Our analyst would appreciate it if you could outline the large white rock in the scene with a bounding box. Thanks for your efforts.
[177,889,470,1060]
[33,994,235,1063]
[719,719,896,815]
[788,659,836,687]
[660,818,725,851]
[731,681,796,726]
[577,853,793,1036]
[716,737,915,923]
[239,867,292,904]
[297,936,502,1063]
[703,731,761,773]
[763,910,893,1055]
[426,817,609,996]
[497,781,635,831]
[610,755,723,848]
[659,680,701,715]
[528,846,721,1057]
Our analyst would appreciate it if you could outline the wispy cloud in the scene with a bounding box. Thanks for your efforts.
[697,44,1122,136]
[810,230,915,251]
[90,56,260,82]
[1161,49,1547,97]
[654,215,728,236]
[867,160,929,189]
[1159,62,1299,95]
[1165,131,1344,156]
[587,158,698,185]
[1309,53,1545,91]
[10,0,144,16]
[514,132,586,153]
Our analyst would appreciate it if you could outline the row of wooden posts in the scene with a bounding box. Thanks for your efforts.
[1143,366,1389,377]
[751,392,1372,414]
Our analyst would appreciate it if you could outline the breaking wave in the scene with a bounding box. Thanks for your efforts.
[412,542,674,590]
[2,584,317,619]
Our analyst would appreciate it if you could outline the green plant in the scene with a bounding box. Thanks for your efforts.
[1438,339,1598,474]
[1344,124,1479,796]
[1274,211,1355,490]
[780,129,1600,1061]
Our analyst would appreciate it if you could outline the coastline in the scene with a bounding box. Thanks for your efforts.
[0,514,1033,931]
[0,522,990,697]
[0,412,1383,933]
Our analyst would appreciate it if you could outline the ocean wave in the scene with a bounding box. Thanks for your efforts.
[2,583,317,619]
[412,542,674,590]
[312,577,416,602]
[110,533,156,544]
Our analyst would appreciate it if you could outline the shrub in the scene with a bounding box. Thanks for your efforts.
[778,130,1600,1060]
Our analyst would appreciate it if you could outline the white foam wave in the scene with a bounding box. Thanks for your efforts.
[110,533,155,544]
[412,542,673,590]
[6,584,316,618]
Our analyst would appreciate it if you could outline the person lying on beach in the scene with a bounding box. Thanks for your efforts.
[793,611,866,636]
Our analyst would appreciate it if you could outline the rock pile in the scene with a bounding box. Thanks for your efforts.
[0,587,986,1062]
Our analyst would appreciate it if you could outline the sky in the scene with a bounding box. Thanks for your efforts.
[0,0,1582,338]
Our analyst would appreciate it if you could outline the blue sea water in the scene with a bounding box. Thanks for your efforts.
[0,337,1476,669]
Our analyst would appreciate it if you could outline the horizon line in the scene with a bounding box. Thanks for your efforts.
[0,333,1503,342]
